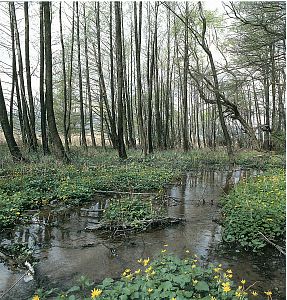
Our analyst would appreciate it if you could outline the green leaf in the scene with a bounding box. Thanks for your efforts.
[66,286,80,293]
[195,280,209,292]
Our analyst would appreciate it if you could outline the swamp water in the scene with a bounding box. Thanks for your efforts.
[0,169,285,299]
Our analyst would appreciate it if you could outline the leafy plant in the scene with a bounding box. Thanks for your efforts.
[221,169,286,251]
[31,251,268,299]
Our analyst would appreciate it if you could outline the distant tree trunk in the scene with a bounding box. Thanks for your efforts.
[76,2,87,149]
[59,2,69,152]
[11,2,34,150]
[115,1,127,159]
[43,1,69,162]
[154,9,162,149]
[67,3,75,148]
[24,2,37,150]
[109,2,117,141]
[95,2,118,149]
[39,2,49,155]
[9,3,16,134]
[146,3,158,154]
[83,4,96,147]
[0,80,25,162]
[182,3,189,152]
[99,86,106,149]
[134,1,147,155]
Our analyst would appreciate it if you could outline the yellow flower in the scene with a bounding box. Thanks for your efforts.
[213,267,221,273]
[145,266,153,273]
[211,297,216,300]
[185,250,190,253]
[32,296,40,300]
[125,274,133,280]
[124,268,131,273]
[241,279,246,285]
[227,274,233,279]
[264,291,272,296]
[235,291,242,297]
[137,258,143,263]
[164,244,168,247]
[143,258,150,266]
[214,275,219,279]
[191,264,196,269]
[252,291,258,296]
[91,288,102,298]
[222,282,230,288]
[223,286,231,293]
[150,270,156,276]
[171,298,176,300]
[147,288,153,293]
[134,269,141,274]
[161,249,167,253]
[192,279,198,285]
[226,269,232,274]
[238,286,243,290]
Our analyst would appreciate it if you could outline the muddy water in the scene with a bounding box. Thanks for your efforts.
[0,169,285,299]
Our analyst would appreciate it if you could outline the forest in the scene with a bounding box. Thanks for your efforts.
[0,1,285,300]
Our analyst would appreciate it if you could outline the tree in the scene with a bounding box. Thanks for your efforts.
[39,2,49,155]
[43,1,69,162]
[115,1,127,159]
[76,2,87,149]
[0,80,25,161]
[134,1,147,155]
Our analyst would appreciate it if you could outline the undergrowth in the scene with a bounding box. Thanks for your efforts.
[31,250,272,300]
[221,169,286,251]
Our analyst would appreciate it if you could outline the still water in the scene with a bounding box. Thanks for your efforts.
[0,169,285,299]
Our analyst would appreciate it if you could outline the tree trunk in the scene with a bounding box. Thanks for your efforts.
[11,2,34,150]
[114,1,127,159]
[43,1,69,162]
[134,1,147,155]
[76,2,87,149]
[39,2,49,155]
[95,2,118,149]
[0,80,25,162]
[182,3,189,151]
[83,4,96,147]
[24,2,37,150]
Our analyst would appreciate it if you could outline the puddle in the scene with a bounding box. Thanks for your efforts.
[0,169,285,299]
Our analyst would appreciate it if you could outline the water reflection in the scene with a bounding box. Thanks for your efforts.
[0,169,284,300]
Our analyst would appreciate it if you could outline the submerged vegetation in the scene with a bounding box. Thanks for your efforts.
[221,170,286,252]
[32,250,272,300]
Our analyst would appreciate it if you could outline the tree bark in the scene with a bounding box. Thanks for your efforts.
[115,1,127,159]
[83,4,96,147]
[0,80,25,162]
[39,2,49,155]
[76,2,87,149]
[24,2,37,150]
[134,1,147,155]
[43,1,69,162]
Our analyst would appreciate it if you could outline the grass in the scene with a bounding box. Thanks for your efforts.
[220,169,286,251]
[31,250,270,300]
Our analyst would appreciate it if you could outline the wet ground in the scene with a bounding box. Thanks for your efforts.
[0,169,285,299]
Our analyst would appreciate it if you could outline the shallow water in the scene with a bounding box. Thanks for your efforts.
[0,169,285,299]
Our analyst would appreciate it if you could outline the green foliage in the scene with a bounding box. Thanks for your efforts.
[102,196,165,229]
[0,147,284,230]
[32,251,265,299]
[221,169,286,251]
